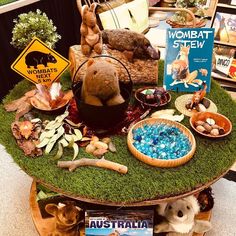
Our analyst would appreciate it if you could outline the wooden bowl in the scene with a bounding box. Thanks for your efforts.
[30,97,69,114]
[127,118,196,168]
[190,112,232,138]
[135,87,171,108]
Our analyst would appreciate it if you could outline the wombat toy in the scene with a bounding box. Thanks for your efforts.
[25,51,57,69]
[102,29,160,61]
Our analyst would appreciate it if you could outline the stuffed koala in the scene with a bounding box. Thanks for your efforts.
[154,195,212,236]
[80,3,103,55]
[81,58,125,106]
[45,202,84,236]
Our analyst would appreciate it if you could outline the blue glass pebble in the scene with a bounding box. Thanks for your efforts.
[132,123,191,160]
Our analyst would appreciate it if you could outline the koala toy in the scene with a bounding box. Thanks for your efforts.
[45,202,84,236]
[80,3,102,55]
[154,195,212,236]
[81,58,125,106]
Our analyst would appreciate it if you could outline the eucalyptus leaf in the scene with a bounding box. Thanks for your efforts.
[55,111,69,123]
[36,137,50,148]
[65,119,82,128]
[59,138,68,147]
[40,129,56,141]
[53,143,63,160]
[74,129,83,140]
[45,120,57,130]
[72,143,79,161]
[45,140,57,154]
[49,126,65,143]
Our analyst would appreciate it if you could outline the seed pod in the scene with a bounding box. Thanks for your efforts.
[108,142,117,152]
[94,141,108,150]
[93,148,108,157]
[218,127,225,135]
[85,144,96,154]
[102,137,111,144]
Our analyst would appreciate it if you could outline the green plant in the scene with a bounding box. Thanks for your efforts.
[11,9,61,50]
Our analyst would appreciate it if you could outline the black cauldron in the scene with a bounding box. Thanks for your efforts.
[72,55,133,128]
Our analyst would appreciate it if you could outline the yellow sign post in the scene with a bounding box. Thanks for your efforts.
[11,37,71,86]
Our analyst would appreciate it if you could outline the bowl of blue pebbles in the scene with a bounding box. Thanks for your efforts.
[127,118,196,167]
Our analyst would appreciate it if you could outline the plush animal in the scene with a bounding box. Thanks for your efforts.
[154,195,212,236]
[45,202,84,236]
[80,3,102,55]
[102,29,160,62]
[81,58,125,106]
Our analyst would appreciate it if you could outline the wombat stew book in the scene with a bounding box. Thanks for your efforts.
[164,28,215,92]
[85,210,153,236]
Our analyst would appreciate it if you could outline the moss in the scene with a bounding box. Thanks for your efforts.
[1,61,236,203]
[0,0,18,6]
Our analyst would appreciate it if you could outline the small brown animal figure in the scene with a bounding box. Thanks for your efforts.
[45,202,83,236]
[190,82,207,109]
[102,29,160,61]
[80,3,103,55]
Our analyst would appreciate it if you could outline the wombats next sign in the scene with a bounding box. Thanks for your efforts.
[11,37,70,86]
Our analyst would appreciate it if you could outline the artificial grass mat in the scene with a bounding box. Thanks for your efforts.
[1,61,236,204]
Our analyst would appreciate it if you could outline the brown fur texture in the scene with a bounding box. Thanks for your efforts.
[81,58,124,106]
[45,202,83,236]
[102,29,160,61]
[80,3,102,55]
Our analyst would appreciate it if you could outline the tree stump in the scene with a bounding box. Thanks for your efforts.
[69,45,158,84]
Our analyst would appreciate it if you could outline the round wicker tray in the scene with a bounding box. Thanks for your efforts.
[175,94,218,117]
[127,118,196,168]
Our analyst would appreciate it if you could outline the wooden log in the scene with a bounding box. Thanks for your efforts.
[58,157,128,174]
[69,45,158,84]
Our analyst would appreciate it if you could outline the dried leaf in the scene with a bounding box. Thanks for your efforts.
[49,126,65,143]
[53,143,63,160]
[72,143,79,161]
[55,111,69,123]
[40,129,56,141]
[31,118,41,123]
[45,140,57,154]
[19,121,33,139]
[45,121,62,131]
[65,119,82,128]
[37,137,50,148]
[74,129,82,140]
[59,138,68,147]
[81,137,91,142]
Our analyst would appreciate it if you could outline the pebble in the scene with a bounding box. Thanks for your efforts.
[210,128,219,136]
[132,124,191,160]
[206,118,215,126]
[196,125,205,132]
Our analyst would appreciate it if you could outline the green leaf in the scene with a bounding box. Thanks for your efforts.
[53,142,63,160]
[72,143,79,161]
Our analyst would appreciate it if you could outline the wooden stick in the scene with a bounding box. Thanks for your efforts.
[57,158,128,174]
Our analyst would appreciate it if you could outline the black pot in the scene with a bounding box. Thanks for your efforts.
[72,55,133,128]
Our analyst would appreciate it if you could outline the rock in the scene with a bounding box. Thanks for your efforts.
[202,98,210,108]
[196,125,205,133]
[203,123,213,132]
[210,129,219,136]
[195,120,205,126]
[206,118,215,126]
[196,104,207,112]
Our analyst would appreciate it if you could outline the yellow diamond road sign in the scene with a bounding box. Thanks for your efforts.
[11,37,71,86]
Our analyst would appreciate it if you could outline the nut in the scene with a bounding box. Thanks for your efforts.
[196,125,205,133]
[94,141,108,150]
[203,123,213,132]
[210,128,219,136]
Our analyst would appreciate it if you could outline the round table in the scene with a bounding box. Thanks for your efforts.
[1,65,236,207]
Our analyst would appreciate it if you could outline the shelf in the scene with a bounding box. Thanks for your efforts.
[217,3,236,9]
[214,40,236,48]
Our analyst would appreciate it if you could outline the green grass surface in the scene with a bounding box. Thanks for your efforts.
[1,61,236,204]
[0,0,18,6]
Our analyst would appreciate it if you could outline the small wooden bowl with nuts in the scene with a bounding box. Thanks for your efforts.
[190,112,232,138]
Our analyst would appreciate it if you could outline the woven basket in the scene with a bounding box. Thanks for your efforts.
[166,18,206,28]
[127,118,196,168]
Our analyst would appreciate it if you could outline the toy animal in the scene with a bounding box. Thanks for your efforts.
[45,202,83,236]
[189,82,207,109]
[81,58,125,106]
[102,29,160,62]
[25,51,57,69]
[154,195,212,236]
[80,3,102,55]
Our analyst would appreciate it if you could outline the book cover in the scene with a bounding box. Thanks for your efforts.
[85,210,153,236]
[164,28,215,92]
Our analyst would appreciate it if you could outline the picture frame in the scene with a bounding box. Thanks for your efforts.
[211,5,236,47]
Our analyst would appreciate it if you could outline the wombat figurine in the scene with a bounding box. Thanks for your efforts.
[25,51,57,69]
[81,58,125,106]
[102,29,160,61]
